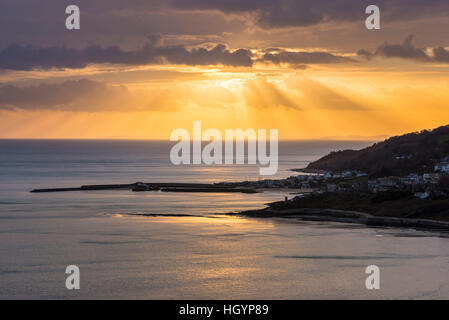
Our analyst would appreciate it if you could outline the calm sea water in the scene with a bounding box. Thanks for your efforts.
[1,140,449,299]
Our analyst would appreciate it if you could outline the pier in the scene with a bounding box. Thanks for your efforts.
[30,182,259,194]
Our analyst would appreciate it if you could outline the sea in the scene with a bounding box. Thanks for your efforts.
[0,140,449,299]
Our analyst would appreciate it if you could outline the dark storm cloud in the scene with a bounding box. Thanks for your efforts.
[155,44,253,67]
[433,47,449,63]
[1,1,448,70]
[1,0,448,58]
[370,35,429,61]
[170,0,449,28]
[1,0,448,48]
[0,1,245,49]
[0,43,253,71]
[0,41,357,71]
[358,35,449,63]
[261,50,354,65]
[170,0,357,27]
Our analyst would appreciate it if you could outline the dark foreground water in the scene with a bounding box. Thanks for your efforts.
[1,140,449,299]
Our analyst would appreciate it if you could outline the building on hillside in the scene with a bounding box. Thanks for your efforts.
[414,192,430,199]
[423,173,440,184]
[435,162,449,173]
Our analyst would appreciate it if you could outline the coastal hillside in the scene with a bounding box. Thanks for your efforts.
[306,125,449,178]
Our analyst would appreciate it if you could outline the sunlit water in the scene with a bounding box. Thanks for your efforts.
[1,140,449,299]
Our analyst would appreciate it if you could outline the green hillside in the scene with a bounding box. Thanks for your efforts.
[307,125,449,178]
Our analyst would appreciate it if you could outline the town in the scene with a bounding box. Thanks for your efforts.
[216,157,449,200]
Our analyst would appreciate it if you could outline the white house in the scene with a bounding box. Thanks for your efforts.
[423,173,440,184]
[434,162,449,173]
[414,192,430,199]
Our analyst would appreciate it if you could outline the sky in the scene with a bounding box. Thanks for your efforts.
[0,0,449,140]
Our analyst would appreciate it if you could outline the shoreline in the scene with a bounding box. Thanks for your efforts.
[227,207,449,232]
[28,178,449,232]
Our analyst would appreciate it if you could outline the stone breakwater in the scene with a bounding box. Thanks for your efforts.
[30,182,259,194]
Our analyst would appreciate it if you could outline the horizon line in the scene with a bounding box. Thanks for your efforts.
[0,137,385,142]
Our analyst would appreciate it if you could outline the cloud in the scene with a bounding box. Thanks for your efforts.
[157,44,253,67]
[170,0,449,28]
[1,0,449,56]
[260,50,354,65]
[0,1,245,49]
[358,35,449,63]
[171,0,325,27]
[0,41,354,71]
[0,43,253,71]
[0,79,178,112]
[433,47,449,63]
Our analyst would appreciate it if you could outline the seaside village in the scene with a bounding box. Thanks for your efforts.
[217,157,449,200]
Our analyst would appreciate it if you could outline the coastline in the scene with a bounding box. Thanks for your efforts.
[227,207,449,231]
[27,171,449,231]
